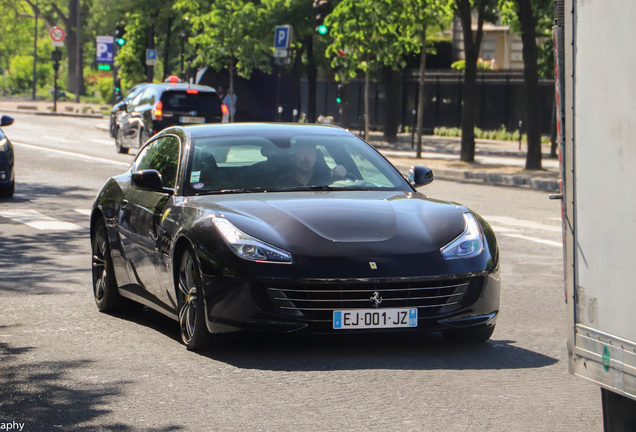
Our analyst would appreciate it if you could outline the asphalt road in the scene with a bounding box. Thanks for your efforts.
[0,113,601,431]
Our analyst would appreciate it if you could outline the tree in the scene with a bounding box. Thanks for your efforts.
[454,0,498,162]
[403,0,453,157]
[326,0,413,139]
[500,0,553,169]
[176,0,271,122]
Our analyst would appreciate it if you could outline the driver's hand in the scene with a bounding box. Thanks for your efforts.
[331,165,346,179]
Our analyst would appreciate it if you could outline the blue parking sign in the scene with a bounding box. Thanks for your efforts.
[146,49,157,66]
[96,36,114,63]
[274,25,292,49]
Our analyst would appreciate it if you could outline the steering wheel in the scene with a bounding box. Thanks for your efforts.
[345,172,359,181]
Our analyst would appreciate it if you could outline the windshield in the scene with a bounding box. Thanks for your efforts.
[183,134,411,195]
[160,91,222,113]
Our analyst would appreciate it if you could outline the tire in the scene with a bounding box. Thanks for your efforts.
[0,180,14,198]
[176,248,215,351]
[91,218,127,312]
[442,325,495,343]
[115,128,129,154]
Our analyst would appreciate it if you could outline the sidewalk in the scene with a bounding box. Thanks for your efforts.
[0,99,106,118]
[366,131,560,192]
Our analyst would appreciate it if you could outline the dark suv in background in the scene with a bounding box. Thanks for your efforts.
[113,82,227,154]
[109,83,147,138]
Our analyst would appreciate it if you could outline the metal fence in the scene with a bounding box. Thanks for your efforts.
[299,70,555,135]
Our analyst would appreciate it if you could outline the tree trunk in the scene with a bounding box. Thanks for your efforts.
[147,17,156,83]
[340,82,350,129]
[415,24,427,158]
[516,0,542,170]
[66,0,84,97]
[292,44,305,117]
[456,0,486,163]
[304,35,317,123]
[364,70,370,140]
[162,16,173,82]
[229,60,235,123]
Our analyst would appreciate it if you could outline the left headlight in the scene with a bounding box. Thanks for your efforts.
[441,212,484,260]
[212,217,293,264]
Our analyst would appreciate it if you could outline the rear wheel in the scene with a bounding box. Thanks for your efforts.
[442,325,495,343]
[177,248,215,351]
[115,128,128,154]
[0,179,14,198]
[91,218,127,312]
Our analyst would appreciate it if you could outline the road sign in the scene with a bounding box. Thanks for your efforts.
[96,36,114,63]
[274,25,292,50]
[273,49,288,58]
[50,26,65,47]
[146,49,157,66]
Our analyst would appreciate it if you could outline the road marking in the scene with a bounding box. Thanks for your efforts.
[503,233,563,248]
[13,142,130,167]
[42,135,79,143]
[89,138,114,145]
[489,225,521,233]
[484,215,561,232]
[74,209,92,216]
[0,209,86,231]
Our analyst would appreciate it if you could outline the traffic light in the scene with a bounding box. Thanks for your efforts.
[115,25,126,46]
[97,64,112,71]
[336,84,342,104]
[114,78,121,94]
[313,0,331,35]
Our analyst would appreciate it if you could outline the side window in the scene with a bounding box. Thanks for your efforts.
[142,136,180,189]
[130,91,143,109]
[139,88,155,106]
[135,139,161,172]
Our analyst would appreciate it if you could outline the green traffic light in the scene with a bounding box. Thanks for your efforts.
[336,97,342,103]
[116,38,126,46]
[115,87,120,92]
[317,25,328,35]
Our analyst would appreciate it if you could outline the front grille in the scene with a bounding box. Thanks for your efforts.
[265,278,482,322]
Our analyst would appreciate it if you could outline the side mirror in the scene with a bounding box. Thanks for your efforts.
[0,115,14,127]
[408,165,434,188]
[131,170,173,194]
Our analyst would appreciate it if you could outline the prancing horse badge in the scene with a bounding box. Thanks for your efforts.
[369,262,377,269]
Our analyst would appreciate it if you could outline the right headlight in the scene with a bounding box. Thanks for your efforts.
[0,138,7,152]
[212,217,293,264]
[441,212,484,260]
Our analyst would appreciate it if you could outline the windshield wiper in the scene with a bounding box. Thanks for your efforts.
[194,188,260,196]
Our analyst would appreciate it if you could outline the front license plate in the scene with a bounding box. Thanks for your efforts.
[179,116,205,124]
[333,308,418,329]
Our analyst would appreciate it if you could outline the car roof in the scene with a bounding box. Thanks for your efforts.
[169,123,352,139]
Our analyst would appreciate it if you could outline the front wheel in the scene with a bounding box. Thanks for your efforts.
[177,248,215,351]
[91,218,127,312]
[0,179,15,198]
[115,128,129,154]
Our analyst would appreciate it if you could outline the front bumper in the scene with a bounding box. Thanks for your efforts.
[201,268,500,335]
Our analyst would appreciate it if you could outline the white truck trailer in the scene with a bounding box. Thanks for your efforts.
[558,0,636,429]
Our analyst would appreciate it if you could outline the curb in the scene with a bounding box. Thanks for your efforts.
[1,108,104,119]
[390,162,560,192]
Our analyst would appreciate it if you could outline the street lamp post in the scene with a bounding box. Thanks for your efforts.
[179,31,186,77]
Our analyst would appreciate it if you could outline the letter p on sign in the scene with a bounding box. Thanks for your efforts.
[273,25,292,50]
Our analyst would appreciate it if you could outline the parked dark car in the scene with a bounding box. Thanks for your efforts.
[109,83,147,138]
[113,83,227,154]
[91,123,500,351]
[0,115,15,198]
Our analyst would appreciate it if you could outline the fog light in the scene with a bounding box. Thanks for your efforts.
[0,172,6,180]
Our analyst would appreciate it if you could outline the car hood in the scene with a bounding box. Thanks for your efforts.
[192,191,466,257]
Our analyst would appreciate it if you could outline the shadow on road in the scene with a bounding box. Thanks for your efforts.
[0,181,96,204]
[113,308,558,373]
[0,333,183,432]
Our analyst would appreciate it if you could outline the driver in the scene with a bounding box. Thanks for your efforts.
[279,142,346,187]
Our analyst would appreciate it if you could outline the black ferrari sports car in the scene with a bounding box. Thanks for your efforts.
[90,123,500,350]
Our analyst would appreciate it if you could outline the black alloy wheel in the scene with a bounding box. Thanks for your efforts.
[115,128,129,154]
[177,248,214,351]
[92,218,127,312]
[0,179,14,198]
[442,324,495,343]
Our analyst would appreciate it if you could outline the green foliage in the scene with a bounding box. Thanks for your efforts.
[115,13,149,89]
[5,55,51,94]
[433,125,544,143]
[451,58,495,71]
[176,0,272,79]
